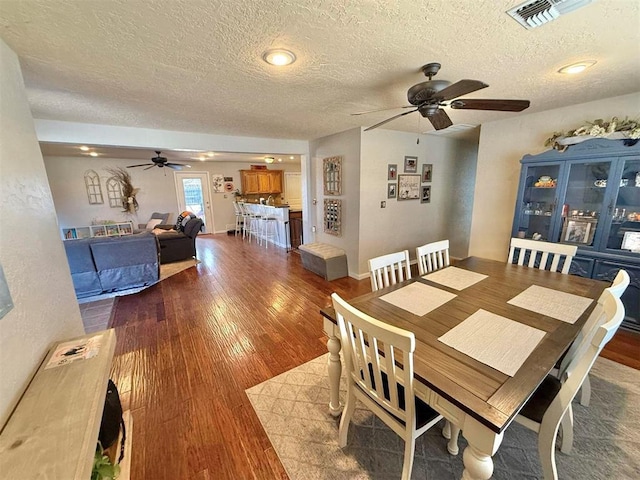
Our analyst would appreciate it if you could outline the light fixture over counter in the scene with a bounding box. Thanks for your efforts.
[264,156,275,164]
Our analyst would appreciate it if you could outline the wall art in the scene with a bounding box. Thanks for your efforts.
[324,198,342,236]
[84,169,104,204]
[387,183,397,199]
[421,185,431,204]
[422,163,433,183]
[323,156,342,195]
[397,174,420,200]
[387,164,398,180]
[404,156,418,173]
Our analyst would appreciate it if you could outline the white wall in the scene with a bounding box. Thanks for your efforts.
[44,156,302,234]
[469,92,640,261]
[0,40,83,427]
[309,128,362,275]
[358,129,477,274]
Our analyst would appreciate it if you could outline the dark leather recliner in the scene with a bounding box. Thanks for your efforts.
[155,217,203,264]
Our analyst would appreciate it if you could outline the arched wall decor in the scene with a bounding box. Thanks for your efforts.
[84,169,103,205]
[106,177,123,208]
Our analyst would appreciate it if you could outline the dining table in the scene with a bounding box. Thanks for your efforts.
[320,256,608,480]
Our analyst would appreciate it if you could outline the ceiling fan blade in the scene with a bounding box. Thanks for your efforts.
[166,163,191,169]
[144,165,156,170]
[364,108,419,131]
[127,163,150,168]
[434,79,488,101]
[428,109,453,130]
[450,99,531,112]
[352,105,415,116]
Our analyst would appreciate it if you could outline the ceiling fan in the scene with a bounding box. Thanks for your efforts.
[354,63,530,131]
[127,151,192,170]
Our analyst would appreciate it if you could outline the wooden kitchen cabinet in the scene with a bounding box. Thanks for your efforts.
[240,169,283,194]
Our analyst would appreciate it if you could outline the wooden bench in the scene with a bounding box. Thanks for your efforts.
[298,243,348,281]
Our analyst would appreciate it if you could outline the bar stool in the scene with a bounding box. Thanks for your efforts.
[260,205,278,249]
[247,204,263,244]
[233,202,243,236]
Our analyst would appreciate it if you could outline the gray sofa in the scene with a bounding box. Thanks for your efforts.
[64,232,160,298]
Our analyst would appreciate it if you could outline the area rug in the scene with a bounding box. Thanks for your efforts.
[246,354,640,480]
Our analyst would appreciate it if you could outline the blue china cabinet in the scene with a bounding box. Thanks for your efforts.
[512,138,640,332]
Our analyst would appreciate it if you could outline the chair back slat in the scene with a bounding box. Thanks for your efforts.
[508,238,577,274]
[416,240,450,275]
[332,293,415,421]
[368,250,411,291]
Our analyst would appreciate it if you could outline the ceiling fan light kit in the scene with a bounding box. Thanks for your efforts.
[127,151,191,170]
[359,62,530,132]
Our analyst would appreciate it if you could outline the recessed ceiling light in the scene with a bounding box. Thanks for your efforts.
[289,156,294,160]
[89,152,98,157]
[558,61,596,74]
[207,152,215,157]
[264,157,275,164]
[199,156,206,161]
[80,145,90,151]
[262,49,296,66]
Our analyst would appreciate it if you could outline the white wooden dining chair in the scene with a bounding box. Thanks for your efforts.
[416,239,450,275]
[507,238,577,274]
[368,250,411,291]
[514,289,625,480]
[331,293,443,480]
[552,269,630,407]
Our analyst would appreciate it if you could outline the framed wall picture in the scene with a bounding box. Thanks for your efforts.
[420,185,431,204]
[561,217,597,245]
[324,199,342,236]
[387,164,398,181]
[397,174,420,200]
[422,163,433,183]
[323,156,342,195]
[387,183,397,199]
[404,156,418,173]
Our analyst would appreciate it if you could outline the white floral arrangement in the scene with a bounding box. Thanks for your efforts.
[545,117,640,152]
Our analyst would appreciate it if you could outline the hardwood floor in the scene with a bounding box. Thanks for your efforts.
[109,234,639,479]
[109,234,370,479]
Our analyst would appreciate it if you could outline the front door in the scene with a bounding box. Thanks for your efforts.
[174,172,213,233]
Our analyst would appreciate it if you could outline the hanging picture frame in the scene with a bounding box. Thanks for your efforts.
[387,183,397,199]
[422,164,433,183]
[324,198,342,236]
[387,164,398,180]
[397,174,420,200]
[421,185,431,204]
[404,156,418,173]
[323,156,342,195]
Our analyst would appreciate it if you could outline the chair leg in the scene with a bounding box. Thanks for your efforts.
[338,387,356,448]
[401,435,416,480]
[538,419,561,480]
[445,423,460,455]
[579,374,591,407]
[559,405,574,454]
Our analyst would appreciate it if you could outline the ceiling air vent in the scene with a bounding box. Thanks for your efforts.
[507,0,594,29]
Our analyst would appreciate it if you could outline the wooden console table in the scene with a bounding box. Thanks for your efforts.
[0,329,117,479]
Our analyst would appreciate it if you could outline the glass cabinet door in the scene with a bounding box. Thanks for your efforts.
[558,161,611,248]
[515,164,561,241]
[606,158,640,253]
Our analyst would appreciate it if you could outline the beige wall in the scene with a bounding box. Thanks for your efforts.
[309,128,362,276]
[44,156,301,234]
[469,92,640,261]
[0,40,83,427]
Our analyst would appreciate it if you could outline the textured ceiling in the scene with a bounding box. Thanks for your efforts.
[1,0,639,141]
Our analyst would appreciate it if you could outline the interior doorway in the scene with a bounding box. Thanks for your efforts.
[174,172,213,233]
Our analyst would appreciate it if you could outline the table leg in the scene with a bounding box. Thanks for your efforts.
[324,318,343,417]
[442,421,461,455]
[460,418,503,480]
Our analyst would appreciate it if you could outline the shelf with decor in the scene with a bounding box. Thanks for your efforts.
[512,138,640,332]
[61,222,133,241]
